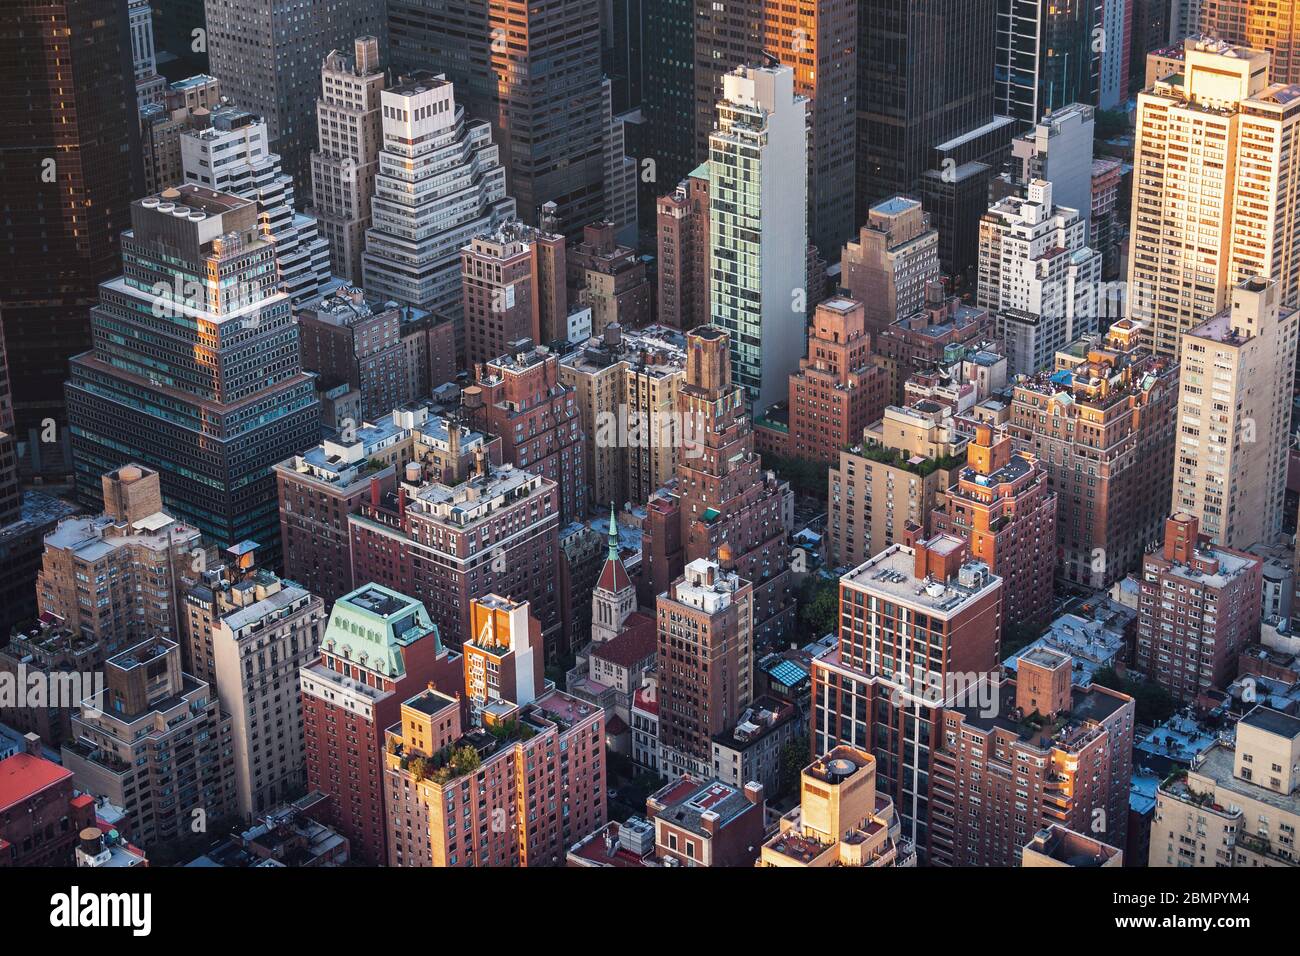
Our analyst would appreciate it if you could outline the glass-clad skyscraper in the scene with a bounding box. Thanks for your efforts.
[67,184,320,559]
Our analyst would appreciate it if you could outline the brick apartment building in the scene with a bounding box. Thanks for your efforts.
[642,326,796,648]
[383,669,605,867]
[300,584,462,864]
[1135,513,1263,701]
[657,557,755,779]
[460,219,567,367]
[655,166,710,331]
[466,340,586,524]
[0,739,96,867]
[786,296,887,466]
[929,646,1135,866]
[348,462,563,655]
[933,423,1057,633]
[1007,319,1178,588]
[277,406,497,605]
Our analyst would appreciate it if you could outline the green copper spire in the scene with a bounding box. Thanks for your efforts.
[607,503,619,561]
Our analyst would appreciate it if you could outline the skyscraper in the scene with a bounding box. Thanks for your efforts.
[709,64,809,413]
[840,196,941,336]
[387,0,609,234]
[641,0,698,210]
[692,0,858,256]
[980,179,1102,375]
[856,0,1008,221]
[1203,0,1300,86]
[1128,37,1300,358]
[310,37,387,285]
[641,326,797,644]
[1171,277,1298,549]
[0,0,140,476]
[204,0,387,201]
[994,0,1101,128]
[362,73,516,326]
[66,185,321,558]
[180,104,335,306]
[559,324,687,513]
[61,637,235,849]
[1008,103,1098,240]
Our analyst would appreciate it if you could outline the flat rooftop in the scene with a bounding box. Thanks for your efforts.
[840,544,999,618]
[1240,707,1300,740]
[347,585,419,618]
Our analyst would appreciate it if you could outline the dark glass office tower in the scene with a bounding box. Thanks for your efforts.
[607,0,644,114]
[388,0,608,236]
[0,0,140,478]
[995,0,1101,129]
[690,0,857,258]
[0,318,80,643]
[67,185,320,561]
[641,0,698,214]
[856,0,1003,224]
[150,0,209,81]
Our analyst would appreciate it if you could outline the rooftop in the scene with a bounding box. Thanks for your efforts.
[648,777,757,838]
[0,752,71,811]
[841,544,999,619]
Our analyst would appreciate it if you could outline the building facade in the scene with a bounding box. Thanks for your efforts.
[1128,38,1300,359]
[310,37,387,284]
[67,185,320,560]
[1134,514,1263,701]
[361,73,516,327]
[299,584,462,864]
[1172,277,1298,549]
[708,65,809,413]
[1007,320,1178,588]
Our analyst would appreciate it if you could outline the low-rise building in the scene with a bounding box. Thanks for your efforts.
[1151,707,1300,867]
[710,697,801,797]
[759,746,915,868]
[645,776,766,867]
[0,737,97,867]
[1022,825,1123,867]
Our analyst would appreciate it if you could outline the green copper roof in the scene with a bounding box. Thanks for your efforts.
[321,583,441,680]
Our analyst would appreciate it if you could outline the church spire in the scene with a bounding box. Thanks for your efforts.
[607,502,619,562]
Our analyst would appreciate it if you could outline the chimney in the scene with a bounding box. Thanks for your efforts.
[369,476,381,511]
